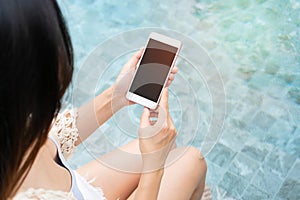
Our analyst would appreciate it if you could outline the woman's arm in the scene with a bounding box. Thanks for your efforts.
[134,169,164,199]
[74,49,144,145]
[75,86,118,145]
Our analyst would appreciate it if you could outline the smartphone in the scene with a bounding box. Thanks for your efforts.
[126,32,182,109]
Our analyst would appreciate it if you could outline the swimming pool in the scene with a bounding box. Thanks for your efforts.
[58,0,300,199]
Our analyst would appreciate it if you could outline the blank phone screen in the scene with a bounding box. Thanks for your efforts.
[129,39,178,102]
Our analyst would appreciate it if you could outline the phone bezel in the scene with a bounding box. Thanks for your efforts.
[126,32,182,109]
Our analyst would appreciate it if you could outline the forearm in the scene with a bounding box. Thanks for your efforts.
[75,86,122,145]
[134,169,164,200]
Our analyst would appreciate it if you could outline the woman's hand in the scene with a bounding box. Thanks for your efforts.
[138,88,177,172]
[76,49,178,144]
[133,88,176,200]
[111,49,179,111]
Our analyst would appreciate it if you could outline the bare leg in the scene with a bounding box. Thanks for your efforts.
[77,140,207,200]
[160,147,207,200]
[127,147,207,200]
[77,140,142,200]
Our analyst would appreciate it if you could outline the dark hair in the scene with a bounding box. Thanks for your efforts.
[0,0,73,199]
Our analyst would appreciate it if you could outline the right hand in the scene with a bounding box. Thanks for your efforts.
[138,88,177,171]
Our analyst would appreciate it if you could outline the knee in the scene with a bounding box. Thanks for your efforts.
[166,146,207,174]
[183,147,207,173]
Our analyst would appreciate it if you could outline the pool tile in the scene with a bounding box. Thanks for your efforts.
[288,107,300,129]
[246,125,267,141]
[231,102,259,123]
[241,138,272,162]
[219,171,248,198]
[277,72,296,85]
[286,130,300,158]
[242,184,271,200]
[225,79,249,101]
[265,63,279,75]
[264,148,297,178]
[251,111,276,131]
[288,86,300,105]
[248,72,273,91]
[287,159,300,181]
[268,119,296,138]
[267,77,290,99]
[206,143,237,169]
[206,160,226,185]
[229,117,247,131]
[251,166,283,195]
[236,66,255,82]
[275,178,300,200]
[265,119,296,149]
[292,76,300,87]
[219,126,250,152]
[210,185,228,200]
[228,153,259,180]
[223,192,240,200]
[260,97,291,120]
[242,88,264,107]
[226,98,239,114]
[247,109,279,141]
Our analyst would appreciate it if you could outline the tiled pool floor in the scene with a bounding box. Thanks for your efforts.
[206,120,299,199]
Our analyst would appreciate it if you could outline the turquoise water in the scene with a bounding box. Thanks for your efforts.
[59,0,300,199]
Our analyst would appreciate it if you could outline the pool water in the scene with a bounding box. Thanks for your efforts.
[58,0,300,199]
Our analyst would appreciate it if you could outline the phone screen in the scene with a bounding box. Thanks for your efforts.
[129,39,178,102]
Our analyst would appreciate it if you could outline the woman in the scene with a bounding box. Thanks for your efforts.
[0,0,207,199]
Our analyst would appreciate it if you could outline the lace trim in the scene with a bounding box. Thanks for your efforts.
[74,171,107,200]
[49,109,79,159]
[13,188,75,200]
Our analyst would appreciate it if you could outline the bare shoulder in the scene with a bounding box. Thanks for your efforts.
[16,139,72,195]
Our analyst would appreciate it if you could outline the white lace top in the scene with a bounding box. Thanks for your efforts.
[49,109,79,159]
[14,109,106,200]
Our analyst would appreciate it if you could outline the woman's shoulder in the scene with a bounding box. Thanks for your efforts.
[15,139,73,199]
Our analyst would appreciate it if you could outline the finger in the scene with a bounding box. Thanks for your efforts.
[128,100,136,105]
[165,80,172,87]
[159,88,169,112]
[150,121,156,126]
[171,66,178,74]
[149,111,158,118]
[129,48,144,69]
[167,113,175,128]
[140,107,151,128]
[168,74,174,81]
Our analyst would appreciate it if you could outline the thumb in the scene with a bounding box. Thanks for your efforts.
[159,88,169,112]
[140,107,150,128]
[129,48,143,69]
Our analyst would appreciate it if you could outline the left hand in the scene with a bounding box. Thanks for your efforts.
[111,49,178,110]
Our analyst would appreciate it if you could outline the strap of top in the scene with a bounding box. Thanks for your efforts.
[48,135,84,200]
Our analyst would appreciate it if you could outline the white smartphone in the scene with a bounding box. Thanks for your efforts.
[126,32,182,109]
